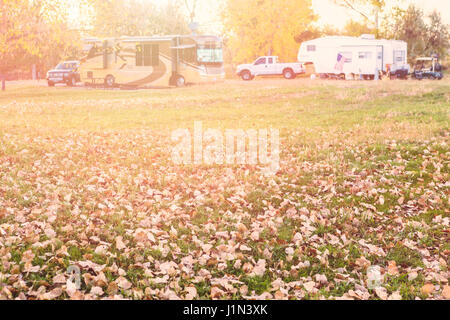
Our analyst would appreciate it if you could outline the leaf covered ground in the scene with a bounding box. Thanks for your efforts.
[0,79,448,300]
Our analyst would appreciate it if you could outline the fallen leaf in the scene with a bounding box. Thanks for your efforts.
[387,261,399,276]
[388,291,402,300]
[303,281,316,293]
[185,286,197,300]
[211,287,225,299]
[442,285,450,300]
[115,236,126,251]
[421,283,434,297]
[251,260,266,277]
[375,287,388,300]
[90,286,104,296]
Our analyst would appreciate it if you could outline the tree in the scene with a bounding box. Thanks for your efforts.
[0,0,81,90]
[333,0,384,36]
[320,25,341,37]
[38,1,82,72]
[1,1,38,89]
[184,0,197,23]
[222,0,316,64]
[153,0,191,35]
[425,11,450,59]
[88,0,190,37]
[381,5,449,62]
[343,20,375,37]
[295,29,322,43]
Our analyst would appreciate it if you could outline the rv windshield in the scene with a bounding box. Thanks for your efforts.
[197,43,223,64]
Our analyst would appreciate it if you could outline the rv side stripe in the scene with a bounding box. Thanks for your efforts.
[125,58,167,86]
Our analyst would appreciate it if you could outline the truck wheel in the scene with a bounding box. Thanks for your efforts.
[283,69,295,79]
[241,71,252,81]
[104,75,115,88]
[175,75,186,87]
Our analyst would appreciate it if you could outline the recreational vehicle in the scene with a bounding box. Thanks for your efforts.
[79,35,225,88]
[298,35,410,79]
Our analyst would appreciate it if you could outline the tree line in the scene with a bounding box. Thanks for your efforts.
[1,0,449,89]
[224,0,449,64]
[0,0,191,89]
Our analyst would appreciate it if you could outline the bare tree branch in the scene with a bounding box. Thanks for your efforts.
[334,0,371,21]
[184,0,197,22]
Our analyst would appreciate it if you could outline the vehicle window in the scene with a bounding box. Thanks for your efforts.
[255,58,266,65]
[181,47,197,64]
[56,63,69,70]
[136,44,159,67]
[268,58,273,64]
[394,50,405,63]
[136,45,143,66]
[307,45,316,52]
[339,52,352,63]
[197,41,223,64]
[358,52,372,59]
[151,45,159,66]
[144,45,152,66]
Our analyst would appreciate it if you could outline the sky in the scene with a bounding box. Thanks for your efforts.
[68,0,450,32]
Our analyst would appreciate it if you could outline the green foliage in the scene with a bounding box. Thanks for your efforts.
[343,20,375,37]
[222,0,316,63]
[386,245,424,269]
[0,0,80,85]
[381,5,450,62]
[87,0,190,37]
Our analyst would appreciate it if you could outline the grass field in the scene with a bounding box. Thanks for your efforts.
[0,78,449,300]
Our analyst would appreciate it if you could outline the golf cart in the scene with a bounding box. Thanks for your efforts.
[412,55,444,80]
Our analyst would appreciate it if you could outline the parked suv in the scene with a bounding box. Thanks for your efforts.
[47,61,81,87]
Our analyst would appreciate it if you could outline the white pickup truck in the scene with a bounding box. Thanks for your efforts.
[236,56,305,81]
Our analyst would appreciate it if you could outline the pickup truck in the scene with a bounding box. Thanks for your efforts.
[236,56,305,81]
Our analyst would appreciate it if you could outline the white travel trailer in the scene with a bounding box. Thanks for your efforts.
[298,35,410,79]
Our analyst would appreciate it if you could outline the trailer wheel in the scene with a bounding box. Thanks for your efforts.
[241,70,252,81]
[175,75,186,87]
[104,75,115,88]
[283,69,295,80]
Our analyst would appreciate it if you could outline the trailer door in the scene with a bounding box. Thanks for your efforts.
[355,46,379,75]
[376,46,383,72]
